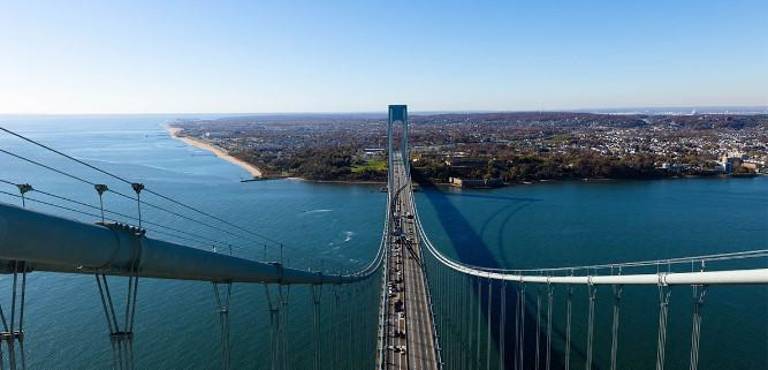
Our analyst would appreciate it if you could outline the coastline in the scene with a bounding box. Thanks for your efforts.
[166,126,263,178]
[165,126,764,187]
[289,177,386,185]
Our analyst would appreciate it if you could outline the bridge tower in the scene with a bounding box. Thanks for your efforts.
[387,105,409,193]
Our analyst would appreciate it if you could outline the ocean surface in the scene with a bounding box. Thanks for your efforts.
[0,115,766,369]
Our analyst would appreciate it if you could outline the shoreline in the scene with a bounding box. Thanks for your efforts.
[165,126,764,187]
[289,177,386,185]
[166,126,263,178]
[434,174,765,189]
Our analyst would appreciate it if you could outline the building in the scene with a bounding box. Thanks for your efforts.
[449,177,503,189]
[720,156,742,174]
[363,148,385,158]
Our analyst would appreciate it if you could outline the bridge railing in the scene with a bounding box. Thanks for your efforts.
[407,178,768,370]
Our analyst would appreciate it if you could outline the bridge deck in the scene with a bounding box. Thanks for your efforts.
[383,155,439,370]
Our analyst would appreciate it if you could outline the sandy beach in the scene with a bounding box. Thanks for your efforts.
[166,126,263,178]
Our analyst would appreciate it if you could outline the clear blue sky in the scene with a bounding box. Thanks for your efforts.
[1,0,766,114]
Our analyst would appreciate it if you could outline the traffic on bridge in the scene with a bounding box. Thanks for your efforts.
[0,105,766,370]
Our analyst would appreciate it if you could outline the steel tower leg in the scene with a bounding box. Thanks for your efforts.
[0,261,27,370]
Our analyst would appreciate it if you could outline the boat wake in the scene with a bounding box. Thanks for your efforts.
[302,209,334,215]
[343,231,355,243]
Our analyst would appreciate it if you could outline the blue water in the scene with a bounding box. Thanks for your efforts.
[415,178,768,369]
[0,115,766,369]
[0,116,384,369]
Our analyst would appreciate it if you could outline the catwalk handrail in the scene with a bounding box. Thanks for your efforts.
[350,190,390,280]
[407,185,768,286]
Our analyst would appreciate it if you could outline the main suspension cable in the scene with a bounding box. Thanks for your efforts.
[0,145,352,271]
[1,127,284,245]
[0,149,255,242]
[0,190,250,254]
[0,179,245,249]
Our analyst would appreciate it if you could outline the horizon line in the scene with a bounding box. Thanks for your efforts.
[1,104,767,117]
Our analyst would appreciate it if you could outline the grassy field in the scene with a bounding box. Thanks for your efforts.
[352,159,387,173]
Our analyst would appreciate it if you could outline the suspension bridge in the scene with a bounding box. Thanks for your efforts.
[0,105,766,369]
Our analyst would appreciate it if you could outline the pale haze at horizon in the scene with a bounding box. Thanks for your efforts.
[0,0,766,114]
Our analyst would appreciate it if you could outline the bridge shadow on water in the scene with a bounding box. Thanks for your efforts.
[416,181,588,370]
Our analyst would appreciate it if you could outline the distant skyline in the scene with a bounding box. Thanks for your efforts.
[1,0,766,114]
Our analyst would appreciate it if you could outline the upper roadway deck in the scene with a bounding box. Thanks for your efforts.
[382,153,439,370]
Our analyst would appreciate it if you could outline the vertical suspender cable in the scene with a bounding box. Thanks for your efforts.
[449,268,455,369]
[441,264,448,368]
[18,264,26,337]
[0,329,5,370]
[95,276,115,334]
[476,277,482,369]
[517,282,526,370]
[92,181,128,370]
[363,280,368,370]
[655,277,671,370]
[8,264,22,370]
[358,283,364,370]
[445,265,450,365]
[211,273,232,370]
[689,284,707,370]
[372,275,378,369]
[513,281,521,370]
[585,281,597,370]
[126,183,144,334]
[10,186,29,367]
[279,284,290,370]
[610,283,623,370]
[455,270,461,370]
[448,266,455,366]
[311,285,322,370]
[486,279,493,370]
[565,285,573,370]
[545,282,554,370]
[347,285,358,370]
[0,290,8,333]
[333,286,341,369]
[439,265,445,352]
[465,273,472,370]
[103,275,120,333]
[347,286,354,370]
[10,267,18,338]
[464,272,470,370]
[535,287,542,370]
[265,285,280,370]
[224,283,232,370]
[499,281,507,370]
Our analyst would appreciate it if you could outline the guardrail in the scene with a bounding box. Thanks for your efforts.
[407,182,768,286]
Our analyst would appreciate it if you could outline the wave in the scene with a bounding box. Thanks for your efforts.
[343,231,355,243]
[302,209,334,215]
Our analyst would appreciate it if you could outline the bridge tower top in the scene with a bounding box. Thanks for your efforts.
[387,104,411,191]
[387,105,409,194]
[388,105,407,123]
